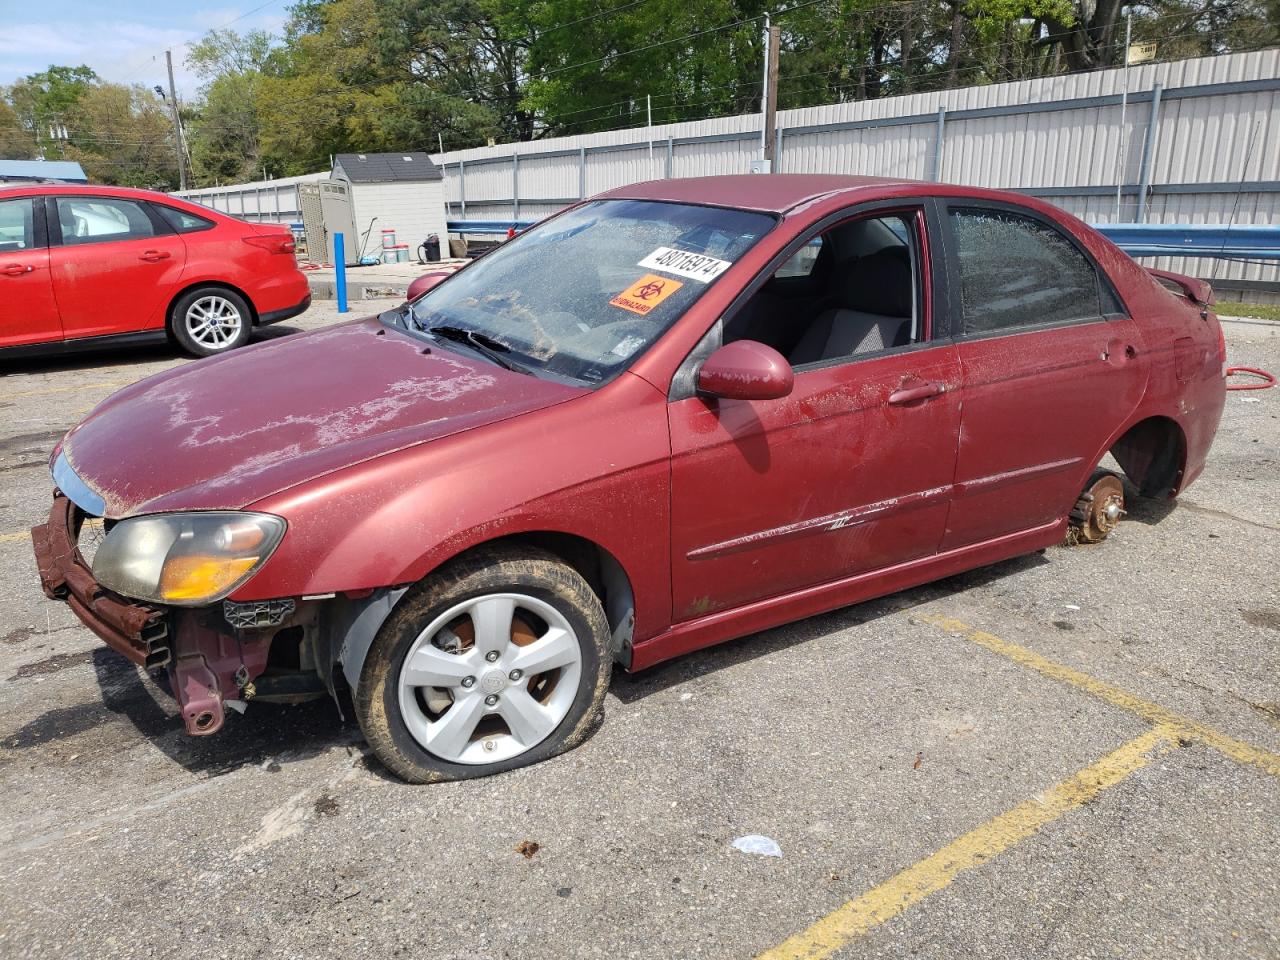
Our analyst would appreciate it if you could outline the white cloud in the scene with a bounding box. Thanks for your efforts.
[0,8,286,97]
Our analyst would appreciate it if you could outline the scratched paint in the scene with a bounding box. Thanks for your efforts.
[57,319,586,517]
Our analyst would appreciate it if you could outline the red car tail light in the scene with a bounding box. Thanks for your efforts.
[243,234,296,254]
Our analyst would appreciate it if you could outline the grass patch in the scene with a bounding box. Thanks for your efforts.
[1214,300,1280,321]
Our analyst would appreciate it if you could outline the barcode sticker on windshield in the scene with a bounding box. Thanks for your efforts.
[638,247,733,283]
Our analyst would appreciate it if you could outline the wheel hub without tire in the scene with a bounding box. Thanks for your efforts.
[396,593,582,765]
[1070,473,1126,543]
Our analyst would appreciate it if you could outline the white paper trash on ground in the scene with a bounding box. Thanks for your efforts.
[732,835,782,857]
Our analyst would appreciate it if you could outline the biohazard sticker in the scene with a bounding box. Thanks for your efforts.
[638,247,733,283]
[609,273,684,315]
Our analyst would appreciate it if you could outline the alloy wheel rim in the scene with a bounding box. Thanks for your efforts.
[397,593,582,765]
[185,295,243,349]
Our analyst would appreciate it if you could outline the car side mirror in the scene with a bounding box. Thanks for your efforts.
[696,340,794,401]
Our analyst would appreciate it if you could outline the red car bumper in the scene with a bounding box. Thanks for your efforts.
[30,495,170,668]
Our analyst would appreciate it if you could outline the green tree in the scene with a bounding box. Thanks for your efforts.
[0,67,175,186]
[7,65,98,157]
[185,28,276,183]
[0,97,38,159]
[511,0,766,133]
[169,0,1278,170]
[62,82,176,188]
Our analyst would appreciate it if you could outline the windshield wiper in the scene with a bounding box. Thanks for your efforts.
[425,324,522,372]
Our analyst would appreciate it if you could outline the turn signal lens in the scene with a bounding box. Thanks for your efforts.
[159,556,260,601]
[92,512,286,607]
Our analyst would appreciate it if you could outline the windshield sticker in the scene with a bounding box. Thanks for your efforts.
[610,334,647,357]
[609,273,684,315]
[638,247,733,283]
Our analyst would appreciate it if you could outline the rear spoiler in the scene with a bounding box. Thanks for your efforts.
[1146,268,1214,306]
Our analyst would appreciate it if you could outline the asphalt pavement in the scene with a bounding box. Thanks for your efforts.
[0,303,1276,959]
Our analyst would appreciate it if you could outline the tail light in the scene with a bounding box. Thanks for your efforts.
[243,234,296,254]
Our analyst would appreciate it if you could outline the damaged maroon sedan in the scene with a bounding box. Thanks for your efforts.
[32,175,1225,782]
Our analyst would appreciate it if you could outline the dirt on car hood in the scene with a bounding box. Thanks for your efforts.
[59,318,586,518]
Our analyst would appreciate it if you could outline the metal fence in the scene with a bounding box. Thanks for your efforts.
[436,49,1280,301]
[176,171,326,225]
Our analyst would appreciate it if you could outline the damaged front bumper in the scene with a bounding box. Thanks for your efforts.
[31,494,288,736]
[31,494,171,668]
[31,492,391,741]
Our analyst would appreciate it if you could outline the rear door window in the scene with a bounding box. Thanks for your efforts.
[55,197,157,245]
[0,198,36,251]
[948,207,1102,334]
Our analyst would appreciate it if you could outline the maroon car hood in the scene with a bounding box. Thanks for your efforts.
[61,318,585,517]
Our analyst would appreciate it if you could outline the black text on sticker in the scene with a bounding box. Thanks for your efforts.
[638,247,732,283]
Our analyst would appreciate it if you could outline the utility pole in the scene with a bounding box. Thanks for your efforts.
[763,23,780,166]
[647,94,654,174]
[165,50,187,190]
[1113,10,1132,219]
[759,13,770,161]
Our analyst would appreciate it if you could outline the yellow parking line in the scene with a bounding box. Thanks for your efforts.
[0,530,31,544]
[2,380,131,399]
[758,726,1176,960]
[915,613,1280,779]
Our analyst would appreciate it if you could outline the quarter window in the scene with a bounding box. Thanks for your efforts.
[155,204,214,233]
[0,198,35,251]
[949,208,1102,334]
[55,197,157,245]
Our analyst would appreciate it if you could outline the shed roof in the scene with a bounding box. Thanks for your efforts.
[333,152,442,183]
[0,160,88,183]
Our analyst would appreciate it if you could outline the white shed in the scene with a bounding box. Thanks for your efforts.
[332,152,449,260]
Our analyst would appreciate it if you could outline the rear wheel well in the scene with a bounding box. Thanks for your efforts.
[166,281,259,335]
[1109,416,1187,498]
[445,533,637,667]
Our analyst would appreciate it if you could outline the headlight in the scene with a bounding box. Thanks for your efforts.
[91,512,286,606]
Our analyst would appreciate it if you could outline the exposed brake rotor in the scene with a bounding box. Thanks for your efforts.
[1068,472,1126,544]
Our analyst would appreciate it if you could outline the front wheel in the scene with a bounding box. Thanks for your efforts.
[355,547,612,783]
[170,287,253,357]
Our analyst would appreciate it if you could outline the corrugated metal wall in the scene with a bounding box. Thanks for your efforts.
[176,172,327,224]
[439,49,1280,299]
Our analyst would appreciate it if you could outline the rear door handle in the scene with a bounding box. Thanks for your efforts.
[1,264,33,276]
[139,250,171,262]
[889,382,945,405]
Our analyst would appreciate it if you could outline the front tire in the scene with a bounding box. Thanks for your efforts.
[170,287,253,357]
[355,547,612,783]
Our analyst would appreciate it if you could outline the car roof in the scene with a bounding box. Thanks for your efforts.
[599,174,1035,215]
[0,183,184,201]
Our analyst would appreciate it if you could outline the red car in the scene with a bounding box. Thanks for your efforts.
[0,184,310,358]
[31,175,1225,782]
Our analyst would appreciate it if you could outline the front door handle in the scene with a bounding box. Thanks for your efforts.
[139,250,171,262]
[1,264,33,276]
[889,381,945,405]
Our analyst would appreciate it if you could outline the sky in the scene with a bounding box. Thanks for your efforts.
[0,0,289,97]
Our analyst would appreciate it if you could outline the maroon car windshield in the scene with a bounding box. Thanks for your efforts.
[406,199,775,384]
